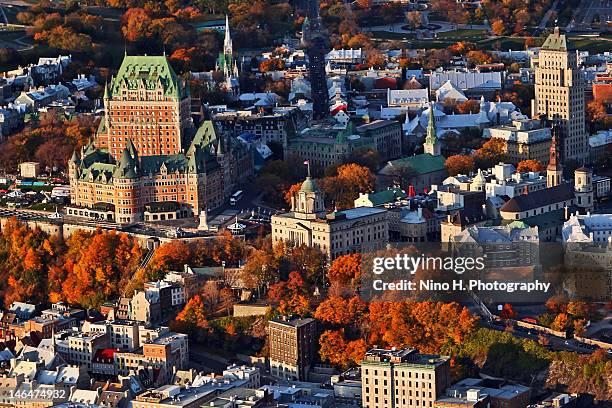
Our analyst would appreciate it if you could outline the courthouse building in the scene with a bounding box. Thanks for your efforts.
[271,171,388,259]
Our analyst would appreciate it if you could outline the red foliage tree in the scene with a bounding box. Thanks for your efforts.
[517,159,543,173]
[444,155,475,176]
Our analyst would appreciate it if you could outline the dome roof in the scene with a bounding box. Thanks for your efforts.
[300,176,319,193]
[472,169,486,185]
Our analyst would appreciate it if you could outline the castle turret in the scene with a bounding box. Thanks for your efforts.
[113,145,140,224]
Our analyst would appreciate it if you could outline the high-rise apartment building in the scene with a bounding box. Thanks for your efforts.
[533,28,588,162]
[268,318,317,381]
[361,348,451,408]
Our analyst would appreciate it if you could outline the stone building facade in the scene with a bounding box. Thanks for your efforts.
[67,55,253,224]
[533,28,588,162]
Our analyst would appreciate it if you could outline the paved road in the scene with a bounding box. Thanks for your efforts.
[566,0,612,32]
[483,320,598,354]
[368,20,490,34]
[536,0,560,33]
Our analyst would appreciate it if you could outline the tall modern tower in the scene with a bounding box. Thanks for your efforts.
[301,0,330,120]
[534,27,588,163]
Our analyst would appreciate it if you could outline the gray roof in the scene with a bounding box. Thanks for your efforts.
[500,183,574,212]
[430,71,503,91]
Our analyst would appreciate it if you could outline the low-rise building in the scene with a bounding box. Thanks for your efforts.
[285,119,402,172]
[0,108,24,138]
[354,188,408,208]
[56,330,109,371]
[499,184,575,220]
[430,70,503,98]
[378,154,447,194]
[593,175,611,200]
[485,168,547,199]
[443,378,530,408]
[361,348,451,408]
[268,318,317,381]
[387,89,429,110]
[213,106,307,145]
[588,129,612,163]
[19,162,40,179]
[483,119,551,165]
[14,84,70,111]
[271,173,389,259]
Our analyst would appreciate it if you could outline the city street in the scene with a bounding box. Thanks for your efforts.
[566,0,612,31]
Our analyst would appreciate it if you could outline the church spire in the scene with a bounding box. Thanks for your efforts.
[424,103,441,156]
[221,15,234,80]
[547,124,563,187]
[224,15,233,57]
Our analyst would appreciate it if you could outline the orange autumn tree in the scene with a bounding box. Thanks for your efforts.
[517,159,543,173]
[284,182,302,207]
[171,295,210,335]
[148,240,192,273]
[59,230,143,308]
[0,218,57,306]
[551,313,571,332]
[499,303,517,320]
[314,296,367,325]
[444,155,475,176]
[268,271,311,317]
[319,329,367,369]
[320,163,375,209]
[327,253,362,292]
[474,138,506,169]
[368,301,478,354]
[123,239,193,297]
[121,8,153,42]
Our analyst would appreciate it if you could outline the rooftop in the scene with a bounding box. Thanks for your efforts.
[500,183,574,213]
[269,317,316,328]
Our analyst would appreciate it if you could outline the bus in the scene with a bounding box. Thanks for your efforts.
[230,190,244,206]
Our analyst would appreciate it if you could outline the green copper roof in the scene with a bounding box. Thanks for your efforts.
[192,120,217,147]
[300,176,320,193]
[541,28,574,51]
[388,153,446,175]
[110,55,184,99]
[114,147,138,179]
[365,188,407,206]
[425,106,437,145]
[139,154,189,174]
[79,162,115,183]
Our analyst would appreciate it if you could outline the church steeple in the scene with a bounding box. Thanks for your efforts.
[424,103,441,156]
[547,124,563,188]
[219,15,234,80]
[224,15,233,57]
